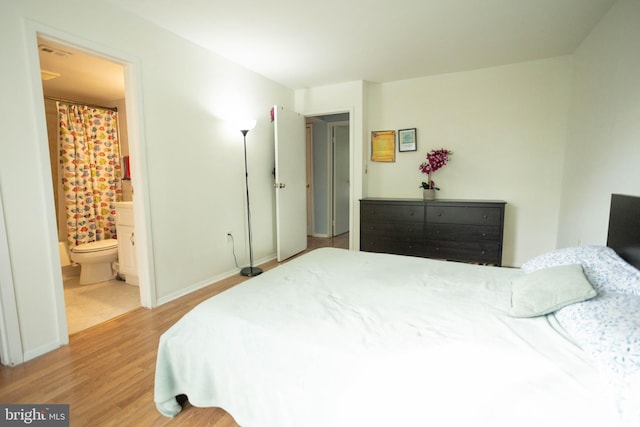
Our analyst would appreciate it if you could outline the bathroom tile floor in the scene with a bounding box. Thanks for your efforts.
[62,269,140,335]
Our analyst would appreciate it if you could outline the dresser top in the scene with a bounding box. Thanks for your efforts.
[361,197,506,205]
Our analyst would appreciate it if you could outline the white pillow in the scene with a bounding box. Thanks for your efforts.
[509,264,597,318]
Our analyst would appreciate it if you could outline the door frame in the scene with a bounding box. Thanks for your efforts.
[17,21,156,356]
[329,121,350,236]
[0,187,23,366]
[305,123,314,236]
[305,112,353,244]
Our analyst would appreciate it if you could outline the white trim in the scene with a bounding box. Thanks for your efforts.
[20,19,157,360]
[26,22,157,308]
[0,185,24,366]
[305,123,315,236]
[122,56,156,308]
[23,22,69,351]
[326,123,334,235]
[155,254,276,306]
[328,120,349,237]
[304,108,354,249]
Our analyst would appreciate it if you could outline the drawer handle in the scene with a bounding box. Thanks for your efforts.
[130,232,135,246]
[482,232,487,237]
[483,215,489,219]
[481,250,486,255]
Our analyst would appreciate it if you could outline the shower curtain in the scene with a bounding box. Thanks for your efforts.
[58,102,122,248]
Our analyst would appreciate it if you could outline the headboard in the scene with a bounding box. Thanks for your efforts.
[607,193,640,270]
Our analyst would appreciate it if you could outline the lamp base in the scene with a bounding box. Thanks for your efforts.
[240,266,263,277]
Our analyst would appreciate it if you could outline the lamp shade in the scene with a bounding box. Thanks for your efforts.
[237,119,257,133]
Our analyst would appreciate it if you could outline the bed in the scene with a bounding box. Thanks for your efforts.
[155,194,640,427]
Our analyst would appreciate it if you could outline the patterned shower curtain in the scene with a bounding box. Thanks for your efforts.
[58,102,122,248]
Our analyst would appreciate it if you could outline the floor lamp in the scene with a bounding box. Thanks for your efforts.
[240,121,263,277]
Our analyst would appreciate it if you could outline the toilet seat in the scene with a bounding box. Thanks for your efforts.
[73,239,118,253]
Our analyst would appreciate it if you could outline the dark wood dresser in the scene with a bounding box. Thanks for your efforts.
[360,198,506,266]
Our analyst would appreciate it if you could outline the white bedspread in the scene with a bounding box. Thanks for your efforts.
[155,248,622,426]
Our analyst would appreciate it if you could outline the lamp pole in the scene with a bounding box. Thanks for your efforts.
[240,128,262,277]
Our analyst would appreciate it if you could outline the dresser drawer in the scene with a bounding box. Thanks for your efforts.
[361,221,423,241]
[361,202,424,223]
[360,237,424,257]
[425,224,500,242]
[427,206,501,226]
[425,240,501,265]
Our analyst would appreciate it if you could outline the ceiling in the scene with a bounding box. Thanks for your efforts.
[38,38,125,104]
[38,0,617,102]
[104,0,616,89]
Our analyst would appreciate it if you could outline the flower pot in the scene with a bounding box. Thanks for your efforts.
[423,189,436,200]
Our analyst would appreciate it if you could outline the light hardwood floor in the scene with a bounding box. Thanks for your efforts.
[0,234,348,427]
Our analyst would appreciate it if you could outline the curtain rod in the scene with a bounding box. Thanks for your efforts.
[44,96,118,112]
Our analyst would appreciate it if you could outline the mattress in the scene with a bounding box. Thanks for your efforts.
[155,248,623,426]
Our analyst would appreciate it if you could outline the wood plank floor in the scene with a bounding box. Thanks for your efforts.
[0,234,348,426]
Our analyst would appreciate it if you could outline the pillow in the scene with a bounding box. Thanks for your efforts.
[509,264,597,317]
[555,294,640,424]
[521,245,640,296]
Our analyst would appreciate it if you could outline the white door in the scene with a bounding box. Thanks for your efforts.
[332,123,350,236]
[274,105,307,261]
[305,124,314,236]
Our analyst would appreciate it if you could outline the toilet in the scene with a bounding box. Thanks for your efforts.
[70,239,119,285]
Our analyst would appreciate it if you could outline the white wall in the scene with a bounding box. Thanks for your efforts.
[557,0,640,247]
[365,58,573,266]
[0,0,292,361]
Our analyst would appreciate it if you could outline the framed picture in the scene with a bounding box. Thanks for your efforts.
[398,128,417,152]
[371,130,396,162]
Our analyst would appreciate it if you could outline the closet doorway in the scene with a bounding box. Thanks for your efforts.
[305,114,350,239]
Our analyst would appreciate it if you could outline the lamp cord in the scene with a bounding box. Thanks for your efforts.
[228,233,240,268]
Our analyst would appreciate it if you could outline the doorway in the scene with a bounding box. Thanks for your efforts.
[37,36,141,335]
[305,114,350,239]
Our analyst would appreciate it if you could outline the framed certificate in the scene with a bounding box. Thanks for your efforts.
[371,130,396,162]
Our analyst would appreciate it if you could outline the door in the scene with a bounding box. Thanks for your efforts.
[332,123,350,236]
[305,124,314,236]
[273,105,307,261]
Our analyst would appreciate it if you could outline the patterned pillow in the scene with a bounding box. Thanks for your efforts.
[555,294,640,424]
[521,246,640,295]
